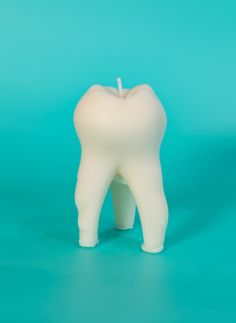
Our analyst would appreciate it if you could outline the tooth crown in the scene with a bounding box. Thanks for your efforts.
[74,83,168,253]
[74,84,167,152]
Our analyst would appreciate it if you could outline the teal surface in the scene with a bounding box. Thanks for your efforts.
[0,1,236,322]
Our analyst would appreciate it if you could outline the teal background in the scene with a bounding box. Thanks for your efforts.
[0,1,236,322]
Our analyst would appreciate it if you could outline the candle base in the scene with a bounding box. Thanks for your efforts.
[79,240,99,248]
[141,244,164,254]
[114,225,133,230]
[79,230,99,247]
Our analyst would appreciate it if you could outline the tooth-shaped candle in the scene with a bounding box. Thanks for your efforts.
[74,78,168,253]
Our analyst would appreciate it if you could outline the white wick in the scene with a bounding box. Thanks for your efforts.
[116,77,123,97]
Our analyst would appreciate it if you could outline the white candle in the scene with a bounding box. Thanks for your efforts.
[74,78,168,253]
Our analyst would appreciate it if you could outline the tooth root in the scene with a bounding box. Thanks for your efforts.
[75,151,168,252]
[120,158,168,253]
[111,180,136,230]
[75,152,115,247]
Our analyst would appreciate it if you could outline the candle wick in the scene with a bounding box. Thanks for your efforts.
[116,77,123,97]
